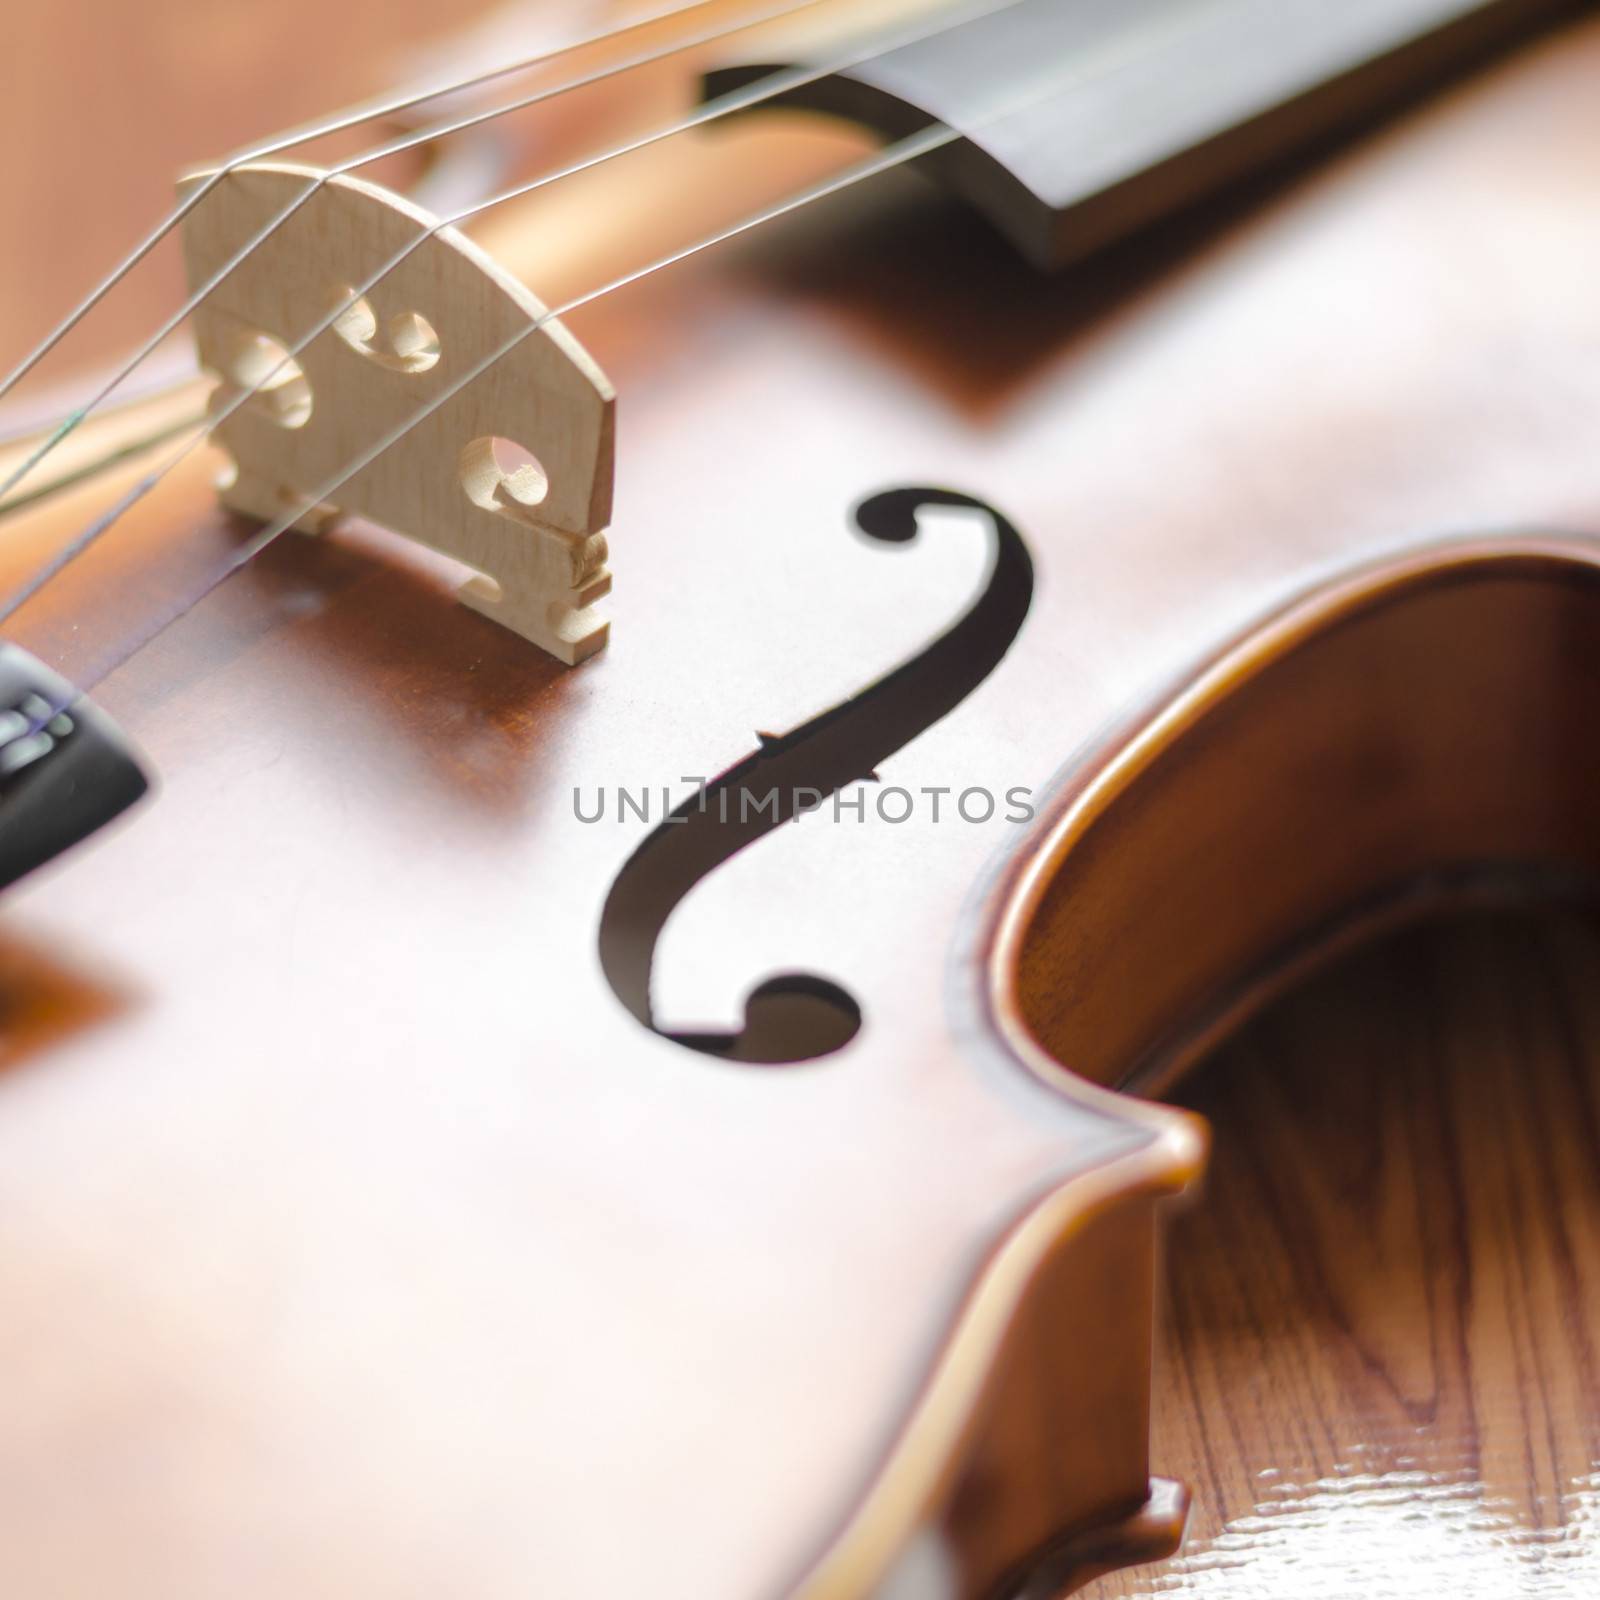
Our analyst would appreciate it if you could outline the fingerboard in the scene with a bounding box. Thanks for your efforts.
[710,0,1590,268]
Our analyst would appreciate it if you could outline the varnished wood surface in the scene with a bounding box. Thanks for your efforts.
[4,4,1600,1598]
[1088,908,1600,1598]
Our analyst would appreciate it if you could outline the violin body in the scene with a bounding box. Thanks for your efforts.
[4,4,1600,1596]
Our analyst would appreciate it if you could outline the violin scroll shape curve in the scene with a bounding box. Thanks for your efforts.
[178,162,614,665]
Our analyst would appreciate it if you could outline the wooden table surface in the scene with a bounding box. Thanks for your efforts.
[3,5,1597,1597]
[1088,908,1600,1598]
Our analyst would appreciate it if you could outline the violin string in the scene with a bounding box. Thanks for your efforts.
[48,0,1244,710]
[0,0,1032,621]
[0,0,748,407]
[0,0,836,509]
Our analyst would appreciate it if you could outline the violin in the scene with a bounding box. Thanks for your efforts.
[3,1,1599,1595]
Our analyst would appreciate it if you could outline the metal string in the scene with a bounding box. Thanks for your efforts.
[0,0,1032,621]
[0,0,735,405]
[57,0,1246,704]
[0,0,836,508]
[0,0,1251,763]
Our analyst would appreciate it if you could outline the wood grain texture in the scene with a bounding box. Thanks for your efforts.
[1085,907,1600,1598]
[5,4,1600,1598]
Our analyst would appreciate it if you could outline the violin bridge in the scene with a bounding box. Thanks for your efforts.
[177,162,616,667]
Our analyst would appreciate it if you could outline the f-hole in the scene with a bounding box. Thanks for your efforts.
[598,487,1034,1066]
